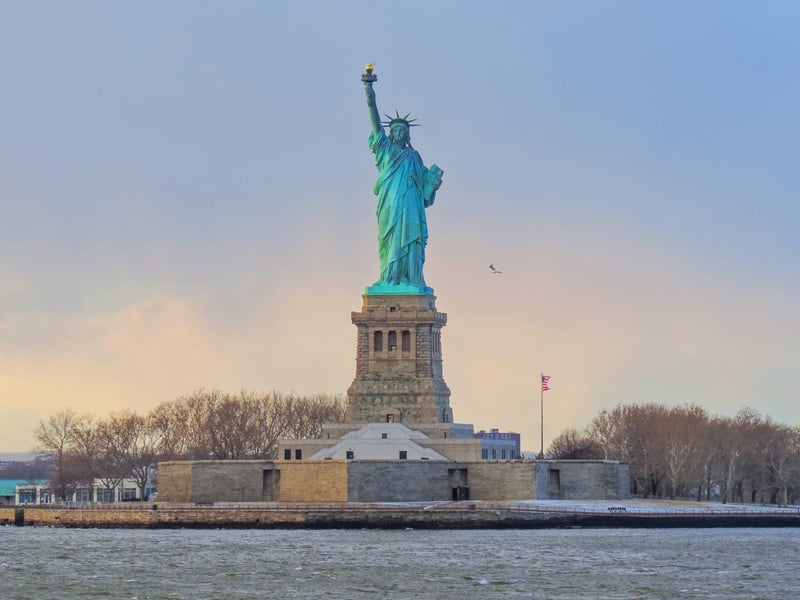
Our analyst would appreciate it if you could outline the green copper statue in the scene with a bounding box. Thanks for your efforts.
[362,64,443,294]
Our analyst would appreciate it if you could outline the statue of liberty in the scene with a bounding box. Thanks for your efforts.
[362,65,443,293]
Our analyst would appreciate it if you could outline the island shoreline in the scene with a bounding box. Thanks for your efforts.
[4,501,800,529]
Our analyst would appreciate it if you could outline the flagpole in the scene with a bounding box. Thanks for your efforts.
[539,372,544,460]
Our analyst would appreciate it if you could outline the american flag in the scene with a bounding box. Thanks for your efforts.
[541,374,551,391]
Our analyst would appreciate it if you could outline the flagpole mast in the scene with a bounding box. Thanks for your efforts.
[539,372,544,460]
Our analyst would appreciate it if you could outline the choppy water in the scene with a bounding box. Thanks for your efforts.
[1,526,798,599]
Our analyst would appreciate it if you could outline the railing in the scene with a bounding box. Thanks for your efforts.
[503,502,800,516]
[475,433,519,440]
[24,502,155,511]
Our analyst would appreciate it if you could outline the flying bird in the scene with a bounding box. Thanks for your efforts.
[489,264,502,274]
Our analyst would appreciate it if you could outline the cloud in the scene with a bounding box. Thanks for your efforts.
[431,220,800,450]
[2,193,798,454]
[1,294,220,450]
[0,214,367,451]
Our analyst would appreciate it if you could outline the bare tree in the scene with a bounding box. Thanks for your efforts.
[661,405,708,500]
[734,408,772,503]
[100,411,161,501]
[34,409,84,501]
[765,424,800,506]
[587,409,619,461]
[622,403,669,498]
[94,418,131,501]
[563,402,800,505]
[163,389,347,460]
[695,417,724,501]
[70,416,100,501]
[714,415,743,504]
[149,400,189,460]
[245,391,287,458]
[548,428,604,459]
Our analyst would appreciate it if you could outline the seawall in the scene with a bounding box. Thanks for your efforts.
[3,502,800,529]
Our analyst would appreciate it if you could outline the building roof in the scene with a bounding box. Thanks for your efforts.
[0,479,49,497]
[310,423,447,461]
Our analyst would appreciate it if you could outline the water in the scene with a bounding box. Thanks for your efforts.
[1,527,798,599]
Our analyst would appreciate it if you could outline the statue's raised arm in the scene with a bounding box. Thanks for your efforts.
[360,64,444,294]
[362,63,381,136]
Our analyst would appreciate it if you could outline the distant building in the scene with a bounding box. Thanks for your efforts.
[475,429,521,460]
[0,478,156,505]
[0,480,50,505]
[70,478,157,504]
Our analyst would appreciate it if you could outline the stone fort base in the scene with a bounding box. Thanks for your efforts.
[157,459,630,504]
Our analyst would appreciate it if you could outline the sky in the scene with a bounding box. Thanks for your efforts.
[1,1,799,453]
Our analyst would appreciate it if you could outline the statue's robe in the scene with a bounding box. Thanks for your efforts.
[370,128,437,286]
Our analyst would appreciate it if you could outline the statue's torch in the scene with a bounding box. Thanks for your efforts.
[361,62,377,84]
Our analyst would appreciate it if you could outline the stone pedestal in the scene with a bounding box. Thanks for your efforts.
[346,293,453,425]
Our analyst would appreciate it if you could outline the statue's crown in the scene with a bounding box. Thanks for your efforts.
[381,110,419,128]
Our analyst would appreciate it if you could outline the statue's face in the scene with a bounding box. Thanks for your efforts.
[389,122,409,145]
